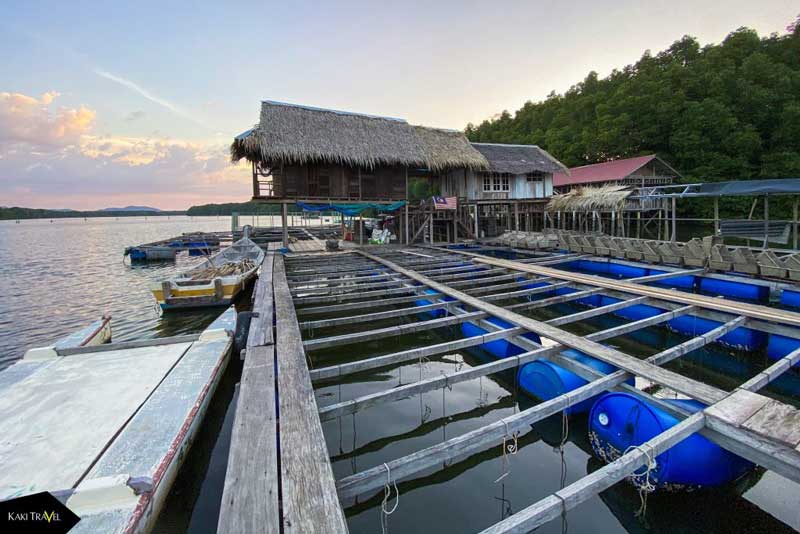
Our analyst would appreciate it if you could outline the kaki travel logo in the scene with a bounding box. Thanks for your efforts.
[1,491,80,533]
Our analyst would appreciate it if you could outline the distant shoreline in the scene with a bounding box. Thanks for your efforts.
[0,207,186,220]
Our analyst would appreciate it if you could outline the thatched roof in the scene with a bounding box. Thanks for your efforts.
[232,101,488,172]
[471,143,568,175]
[414,126,489,172]
[546,184,632,212]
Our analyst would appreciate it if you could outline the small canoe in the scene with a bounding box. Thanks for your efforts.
[151,237,264,310]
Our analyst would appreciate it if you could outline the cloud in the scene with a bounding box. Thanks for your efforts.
[0,91,95,150]
[125,110,146,122]
[0,91,248,210]
[94,69,203,127]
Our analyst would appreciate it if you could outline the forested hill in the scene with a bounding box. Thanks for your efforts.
[466,26,800,186]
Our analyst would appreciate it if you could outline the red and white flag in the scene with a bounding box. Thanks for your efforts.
[433,196,457,210]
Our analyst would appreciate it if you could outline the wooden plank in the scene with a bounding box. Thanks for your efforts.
[738,347,800,392]
[438,248,800,329]
[246,254,275,349]
[273,256,348,533]
[478,413,705,534]
[357,250,725,404]
[547,296,649,326]
[337,366,633,499]
[300,302,451,330]
[648,316,747,365]
[295,293,442,315]
[218,345,280,534]
[303,311,485,351]
[310,326,525,382]
[705,389,771,426]
[742,400,800,447]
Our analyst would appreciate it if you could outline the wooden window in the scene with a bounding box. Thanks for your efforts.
[483,174,509,192]
[483,175,492,192]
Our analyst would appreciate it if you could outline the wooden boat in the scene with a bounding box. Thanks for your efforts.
[151,236,264,310]
[0,307,236,533]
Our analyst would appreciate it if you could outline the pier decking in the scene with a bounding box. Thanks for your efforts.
[219,243,800,533]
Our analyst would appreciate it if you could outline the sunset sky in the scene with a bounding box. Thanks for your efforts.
[0,0,796,210]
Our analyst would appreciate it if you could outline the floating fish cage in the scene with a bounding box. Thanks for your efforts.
[215,244,800,533]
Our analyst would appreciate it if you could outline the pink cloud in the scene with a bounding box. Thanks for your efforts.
[0,91,250,210]
[0,91,95,149]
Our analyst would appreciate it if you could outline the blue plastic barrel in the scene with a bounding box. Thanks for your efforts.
[517,349,633,414]
[414,289,456,319]
[589,392,753,488]
[460,317,541,359]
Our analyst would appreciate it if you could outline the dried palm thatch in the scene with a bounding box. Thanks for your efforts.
[546,184,632,212]
[231,100,488,172]
[413,126,489,171]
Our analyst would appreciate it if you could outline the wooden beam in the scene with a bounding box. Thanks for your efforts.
[310,326,525,382]
[273,256,348,533]
[438,248,800,329]
[479,413,705,534]
[217,346,280,534]
[357,250,724,404]
[303,311,485,351]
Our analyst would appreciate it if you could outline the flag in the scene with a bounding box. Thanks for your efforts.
[433,196,457,210]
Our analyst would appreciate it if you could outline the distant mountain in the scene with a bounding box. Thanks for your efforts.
[101,205,162,212]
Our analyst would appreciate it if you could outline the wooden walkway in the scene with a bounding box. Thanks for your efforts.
[221,244,800,533]
[218,253,347,534]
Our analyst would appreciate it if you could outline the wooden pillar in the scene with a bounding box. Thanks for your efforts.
[359,214,364,245]
[281,202,288,248]
[514,202,519,231]
[763,194,769,250]
[611,210,616,237]
[404,168,410,245]
[713,197,720,236]
[636,211,641,238]
[429,215,434,244]
[671,196,677,242]
[793,197,798,251]
[453,207,458,243]
[474,204,480,239]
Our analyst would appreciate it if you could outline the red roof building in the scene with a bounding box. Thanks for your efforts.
[553,154,680,191]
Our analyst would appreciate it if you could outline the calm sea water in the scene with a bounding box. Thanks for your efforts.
[0,215,278,367]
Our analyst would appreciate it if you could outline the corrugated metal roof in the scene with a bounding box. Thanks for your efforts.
[553,155,657,187]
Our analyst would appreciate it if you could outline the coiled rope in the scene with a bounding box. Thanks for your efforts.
[380,462,400,534]
[494,419,519,483]
[623,444,657,519]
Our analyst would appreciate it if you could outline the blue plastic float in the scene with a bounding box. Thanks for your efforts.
[517,349,634,414]
[589,392,753,488]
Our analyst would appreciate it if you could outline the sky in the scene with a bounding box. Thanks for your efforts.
[0,0,797,210]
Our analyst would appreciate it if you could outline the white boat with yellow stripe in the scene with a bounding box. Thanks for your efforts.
[151,236,264,310]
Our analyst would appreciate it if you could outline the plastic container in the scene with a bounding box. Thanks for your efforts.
[589,392,753,488]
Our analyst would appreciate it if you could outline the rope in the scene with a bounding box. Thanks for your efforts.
[622,444,657,519]
[380,462,400,534]
[494,419,519,483]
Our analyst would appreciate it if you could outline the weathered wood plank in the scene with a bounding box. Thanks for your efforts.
[742,400,800,447]
[358,249,725,404]
[310,326,525,382]
[246,254,275,348]
[273,256,349,534]
[438,248,800,329]
[218,344,280,534]
[303,311,485,351]
[478,413,705,534]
